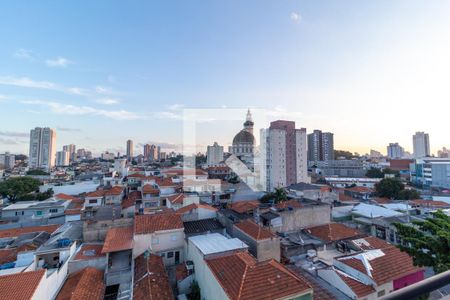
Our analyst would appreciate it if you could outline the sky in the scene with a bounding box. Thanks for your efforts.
[1,1,450,156]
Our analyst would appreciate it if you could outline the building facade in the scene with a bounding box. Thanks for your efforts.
[29,127,56,169]
[0,152,15,170]
[307,129,334,164]
[230,109,255,169]
[56,150,70,166]
[413,131,430,158]
[387,143,405,159]
[206,142,224,166]
[262,120,309,191]
[126,139,133,161]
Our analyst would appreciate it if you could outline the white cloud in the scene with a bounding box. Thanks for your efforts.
[95,85,114,95]
[166,104,184,111]
[22,100,142,120]
[290,11,301,23]
[0,76,57,90]
[45,57,73,67]
[14,48,36,61]
[95,98,120,105]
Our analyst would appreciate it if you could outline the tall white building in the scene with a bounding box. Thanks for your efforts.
[206,142,224,166]
[56,150,70,166]
[413,132,430,158]
[63,144,76,162]
[387,143,404,159]
[0,152,15,170]
[126,139,134,161]
[29,127,56,169]
[262,120,309,191]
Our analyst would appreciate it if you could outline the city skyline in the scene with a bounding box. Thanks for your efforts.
[1,1,450,155]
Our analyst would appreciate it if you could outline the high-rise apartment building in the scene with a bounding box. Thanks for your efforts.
[29,127,56,169]
[262,120,309,191]
[413,132,430,158]
[206,142,224,166]
[126,140,134,161]
[144,144,158,161]
[307,130,334,164]
[63,144,76,162]
[387,143,405,159]
[56,150,70,166]
[0,152,15,170]
[143,144,151,159]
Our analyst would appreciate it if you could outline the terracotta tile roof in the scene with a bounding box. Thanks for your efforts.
[351,236,392,251]
[161,168,207,176]
[335,270,375,297]
[56,267,105,300]
[128,173,147,178]
[85,190,105,198]
[142,184,159,195]
[339,193,358,202]
[101,226,134,253]
[0,224,59,238]
[104,186,124,196]
[234,219,275,240]
[206,252,312,300]
[167,193,186,205]
[175,203,217,215]
[286,266,337,300]
[133,253,174,300]
[156,177,175,187]
[410,199,450,208]
[64,209,82,215]
[337,246,423,285]
[55,193,81,201]
[275,199,302,209]
[305,223,363,243]
[135,213,183,234]
[346,186,373,193]
[373,197,391,204]
[74,244,106,260]
[0,269,45,300]
[229,200,260,214]
[122,191,141,209]
[0,249,18,265]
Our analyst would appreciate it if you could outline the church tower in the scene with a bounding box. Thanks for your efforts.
[243,109,254,135]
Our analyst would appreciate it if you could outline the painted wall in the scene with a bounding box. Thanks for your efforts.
[393,270,424,290]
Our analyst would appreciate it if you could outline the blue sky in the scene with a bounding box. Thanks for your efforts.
[1,1,450,155]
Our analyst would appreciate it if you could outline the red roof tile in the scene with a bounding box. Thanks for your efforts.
[410,199,450,208]
[0,269,45,300]
[134,213,183,235]
[55,193,81,201]
[0,249,18,265]
[122,191,141,209]
[175,203,217,215]
[350,236,392,251]
[133,254,174,300]
[56,267,105,300]
[305,223,363,243]
[346,186,373,193]
[229,200,260,214]
[142,184,159,195]
[336,270,375,297]
[337,246,424,285]
[167,193,186,205]
[101,226,134,253]
[206,252,312,300]
[104,186,124,196]
[0,225,59,238]
[74,244,106,260]
[234,220,275,240]
[85,190,105,198]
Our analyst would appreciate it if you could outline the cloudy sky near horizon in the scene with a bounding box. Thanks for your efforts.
[1,1,450,156]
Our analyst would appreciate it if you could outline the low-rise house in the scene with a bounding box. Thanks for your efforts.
[101,226,134,290]
[121,191,141,218]
[56,267,105,300]
[0,269,47,299]
[104,186,124,205]
[205,251,314,300]
[233,219,281,262]
[84,190,105,208]
[1,199,70,221]
[140,184,160,209]
[287,182,338,203]
[68,243,106,274]
[133,253,174,300]
[165,193,200,210]
[176,203,217,221]
[183,218,225,237]
[133,213,184,266]
[344,186,374,200]
[318,236,424,299]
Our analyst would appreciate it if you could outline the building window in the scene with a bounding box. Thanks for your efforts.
[49,208,58,213]
[152,237,159,245]
[36,211,43,216]
[89,199,97,204]
[377,290,385,297]
[167,251,174,258]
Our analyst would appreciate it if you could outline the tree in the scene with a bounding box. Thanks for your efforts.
[334,150,354,160]
[26,169,49,176]
[366,167,384,178]
[260,188,288,204]
[0,177,41,202]
[375,178,404,199]
[394,210,450,274]
[397,189,420,200]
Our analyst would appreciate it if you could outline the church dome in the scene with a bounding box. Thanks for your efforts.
[232,130,255,145]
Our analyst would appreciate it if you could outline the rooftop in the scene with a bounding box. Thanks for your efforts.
[74,243,105,260]
[229,200,260,214]
[56,267,105,300]
[2,199,67,210]
[133,253,173,300]
[0,224,60,239]
[287,182,321,191]
[206,252,312,300]
[183,218,224,235]
[0,269,45,300]
[304,223,363,243]
[351,203,403,218]
[134,213,183,235]
[101,226,133,253]
[175,203,217,215]
[234,219,276,240]
[188,233,248,255]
